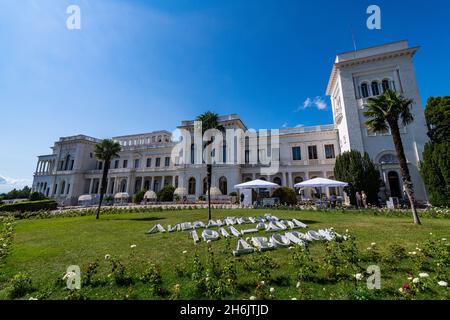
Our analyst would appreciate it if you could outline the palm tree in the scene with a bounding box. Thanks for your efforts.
[196,111,224,220]
[94,139,122,219]
[364,89,421,225]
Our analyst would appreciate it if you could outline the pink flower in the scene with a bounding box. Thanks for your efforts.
[402,283,410,290]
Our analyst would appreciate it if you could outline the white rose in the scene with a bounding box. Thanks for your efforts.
[354,273,363,281]
[296,281,301,288]
[269,287,275,293]
[438,281,448,287]
[249,296,256,300]
[371,242,376,246]
[412,278,420,284]
[419,273,429,278]
[130,244,137,249]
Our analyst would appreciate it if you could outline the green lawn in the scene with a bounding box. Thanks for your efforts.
[0,209,449,300]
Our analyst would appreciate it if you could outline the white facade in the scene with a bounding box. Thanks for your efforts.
[326,40,428,201]
[32,41,429,205]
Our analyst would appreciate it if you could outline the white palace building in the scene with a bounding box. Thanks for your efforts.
[32,41,429,205]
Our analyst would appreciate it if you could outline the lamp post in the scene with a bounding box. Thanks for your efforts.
[207,164,212,221]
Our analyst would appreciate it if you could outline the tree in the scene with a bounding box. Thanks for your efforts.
[196,111,224,221]
[272,187,297,205]
[364,90,421,224]
[94,139,121,219]
[334,151,380,206]
[157,185,175,202]
[420,96,450,207]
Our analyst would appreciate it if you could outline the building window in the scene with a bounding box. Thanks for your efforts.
[146,158,152,167]
[165,157,170,167]
[361,83,369,98]
[114,160,119,169]
[123,160,128,168]
[308,145,318,160]
[371,81,380,96]
[188,177,196,195]
[134,159,140,168]
[155,158,161,167]
[98,161,103,170]
[382,79,390,92]
[222,146,227,163]
[70,160,74,170]
[219,176,227,195]
[292,147,301,161]
[324,144,335,159]
[245,150,250,164]
[60,181,66,195]
[273,177,282,186]
[191,144,195,164]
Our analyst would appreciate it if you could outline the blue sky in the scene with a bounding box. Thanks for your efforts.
[1,0,449,191]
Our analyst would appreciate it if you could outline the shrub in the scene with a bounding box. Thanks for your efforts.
[0,200,57,213]
[29,192,47,201]
[8,272,34,299]
[272,187,297,205]
[158,185,175,202]
[133,190,145,204]
[140,263,163,296]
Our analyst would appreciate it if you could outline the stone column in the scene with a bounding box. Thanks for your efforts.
[281,172,286,186]
[252,173,256,180]
[151,176,155,191]
[172,175,176,186]
[88,179,94,194]
[35,161,40,174]
[140,177,145,191]
[288,172,293,188]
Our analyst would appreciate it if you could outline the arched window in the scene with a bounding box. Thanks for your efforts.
[379,153,398,164]
[361,83,369,98]
[382,79,390,92]
[245,177,252,182]
[188,177,196,195]
[273,177,282,186]
[203,177,208,195]
[219,176,227,195]
[294,176,303,184]
[371,81,380,96]
[190,144,195,164]
[259,177,267,181]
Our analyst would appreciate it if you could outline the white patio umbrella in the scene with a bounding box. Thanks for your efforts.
[234,179,280,190]
[294,177,348,188]
[143,190,157,200]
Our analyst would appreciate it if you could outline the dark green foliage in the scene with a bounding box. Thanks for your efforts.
[334,151,380,205]
[0,186,31,200]
[157,185,175,202]
[0,200,57,212]
[133,190,146,204]
[272,187,298,205]
[420,96,450,207]
[29,192,47,201]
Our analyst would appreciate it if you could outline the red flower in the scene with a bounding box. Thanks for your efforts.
[402,283,410,290]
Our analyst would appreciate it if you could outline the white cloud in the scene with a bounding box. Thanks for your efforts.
[295,124,304,128]
[0,174,32,193]
[297,96,328,111]
[281,122,288,128]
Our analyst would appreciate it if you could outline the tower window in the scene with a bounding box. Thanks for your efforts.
[361,83,369,98]
[371,81,380,96]
[382,79,390,92]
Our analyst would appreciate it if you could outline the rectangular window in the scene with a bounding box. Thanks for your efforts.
[223,146,227,163]
[114,160,119,169]
[70,160,74,170]
[325,144,335,159]
[123,160,128,168]
[98,161,103,170]
[292,147,301,161]
[245,150,250,164]
[155,158,161,167]
[146,158,152,167]
[165,157,170,167]
[308,145,318,160]
[134,159,140,168]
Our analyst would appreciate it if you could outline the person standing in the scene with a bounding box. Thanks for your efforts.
[361,191,368,208]
[356,191,362,209]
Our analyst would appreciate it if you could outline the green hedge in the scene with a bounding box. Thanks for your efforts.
[0,200,58,213]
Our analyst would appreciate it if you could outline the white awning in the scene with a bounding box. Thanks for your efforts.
[143,190,157,199]
[114,192,130,199]
[78,194,92,201]
[294,177,348,188]
[234,179,280,190]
